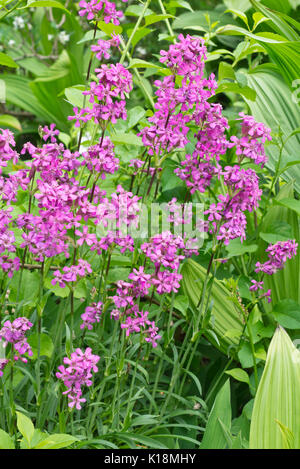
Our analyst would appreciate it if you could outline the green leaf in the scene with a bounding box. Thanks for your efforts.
[145,14,174,26]
[128,58,161,70]
[2,74,62,129]
[168,1,193,12]
[217,24,288,43]
[250,327,300,449]
[33,433,78,449]
[173,8,238,33]
[23,0,70,13]
[0,52,18,69]
[27,333,54,360]
[0,429,15,449]
[10,270,41,307]
[226,238,258,258]
[131,415,159,426]
[245,65,300,194]
[218,61,236,82]
[182,259,244,354]
[224,0,251,12]
[126,106,146,130]
[216,82,256,100]
[125,5,153,17]
[110,132,143,146]
[271,299,300,329]
[252,12,270,31]
[274,198,300,217]
[128,27,153,50]
[258,183,300,311]
[225,9,249,27]
[65,322,71,358]
[226,368,250,384]
[76,30,105,44]
[34,50,71,82]
[97,20,122,36]
[173,295,189,316]
[0,114,22,131]
[259,232,291,244]
[232,41,266,65]
[64,86,86,109]
[16,412,35,447]
[250,0,299,41]
[276,420,295,449]
[259,41,300,89]
[201,380,232,449]
[113,432,168,449]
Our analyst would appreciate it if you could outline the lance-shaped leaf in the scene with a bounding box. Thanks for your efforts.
[249,327,300,449]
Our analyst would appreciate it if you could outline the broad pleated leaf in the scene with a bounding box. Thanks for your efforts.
[249,327,300,449]
[181,259,243,354]
[245,64,300,194]
[258,182,300,311]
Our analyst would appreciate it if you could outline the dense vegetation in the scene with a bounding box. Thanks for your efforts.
[0,0,299,450]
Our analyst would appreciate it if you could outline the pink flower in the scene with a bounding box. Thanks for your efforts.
[78,0,103,20]
[56,347,100,409]
[80,302,102,330]
[0,317,33,363]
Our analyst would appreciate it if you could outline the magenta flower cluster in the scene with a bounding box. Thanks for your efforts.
[79,0,127,24]
[249,240,298,302]
[0,317,33,363]
[56,348,100,409]
[255,240,298,275]
[52,260,92,288]
[80,301,102,330]
[110,232,198,347]
[69,62,133,128]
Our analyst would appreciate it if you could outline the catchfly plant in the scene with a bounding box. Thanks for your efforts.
[0,0,299,451]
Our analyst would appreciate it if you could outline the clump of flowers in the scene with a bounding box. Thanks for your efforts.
[78,0,127,24]
[255,240,298,275]
[249,240,298,303]
[0,128,19,173]
[0,317,33,363]
[52,260,92,288]
[56,348,100,409]
[120,307,161,348]
[110,231,198,346]
[230,112,272,167]
[80,302,102,330]
[0,358,9,377]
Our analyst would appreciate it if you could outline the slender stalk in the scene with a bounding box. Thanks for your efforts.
[118,36,155,109]
[36,261,44,427]
[157,0,176,42]
[0,0,25,20]
[70,289,75,353]
[77,21,99,151]
[119,0,152,65]
[88,320,119,433]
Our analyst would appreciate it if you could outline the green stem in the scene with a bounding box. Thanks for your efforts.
[118,36,155,109]
[0,0,25,20]
[36,261,44,427]
[88,320,119,433]
[119,0,151,65]
[157,0,175,42]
